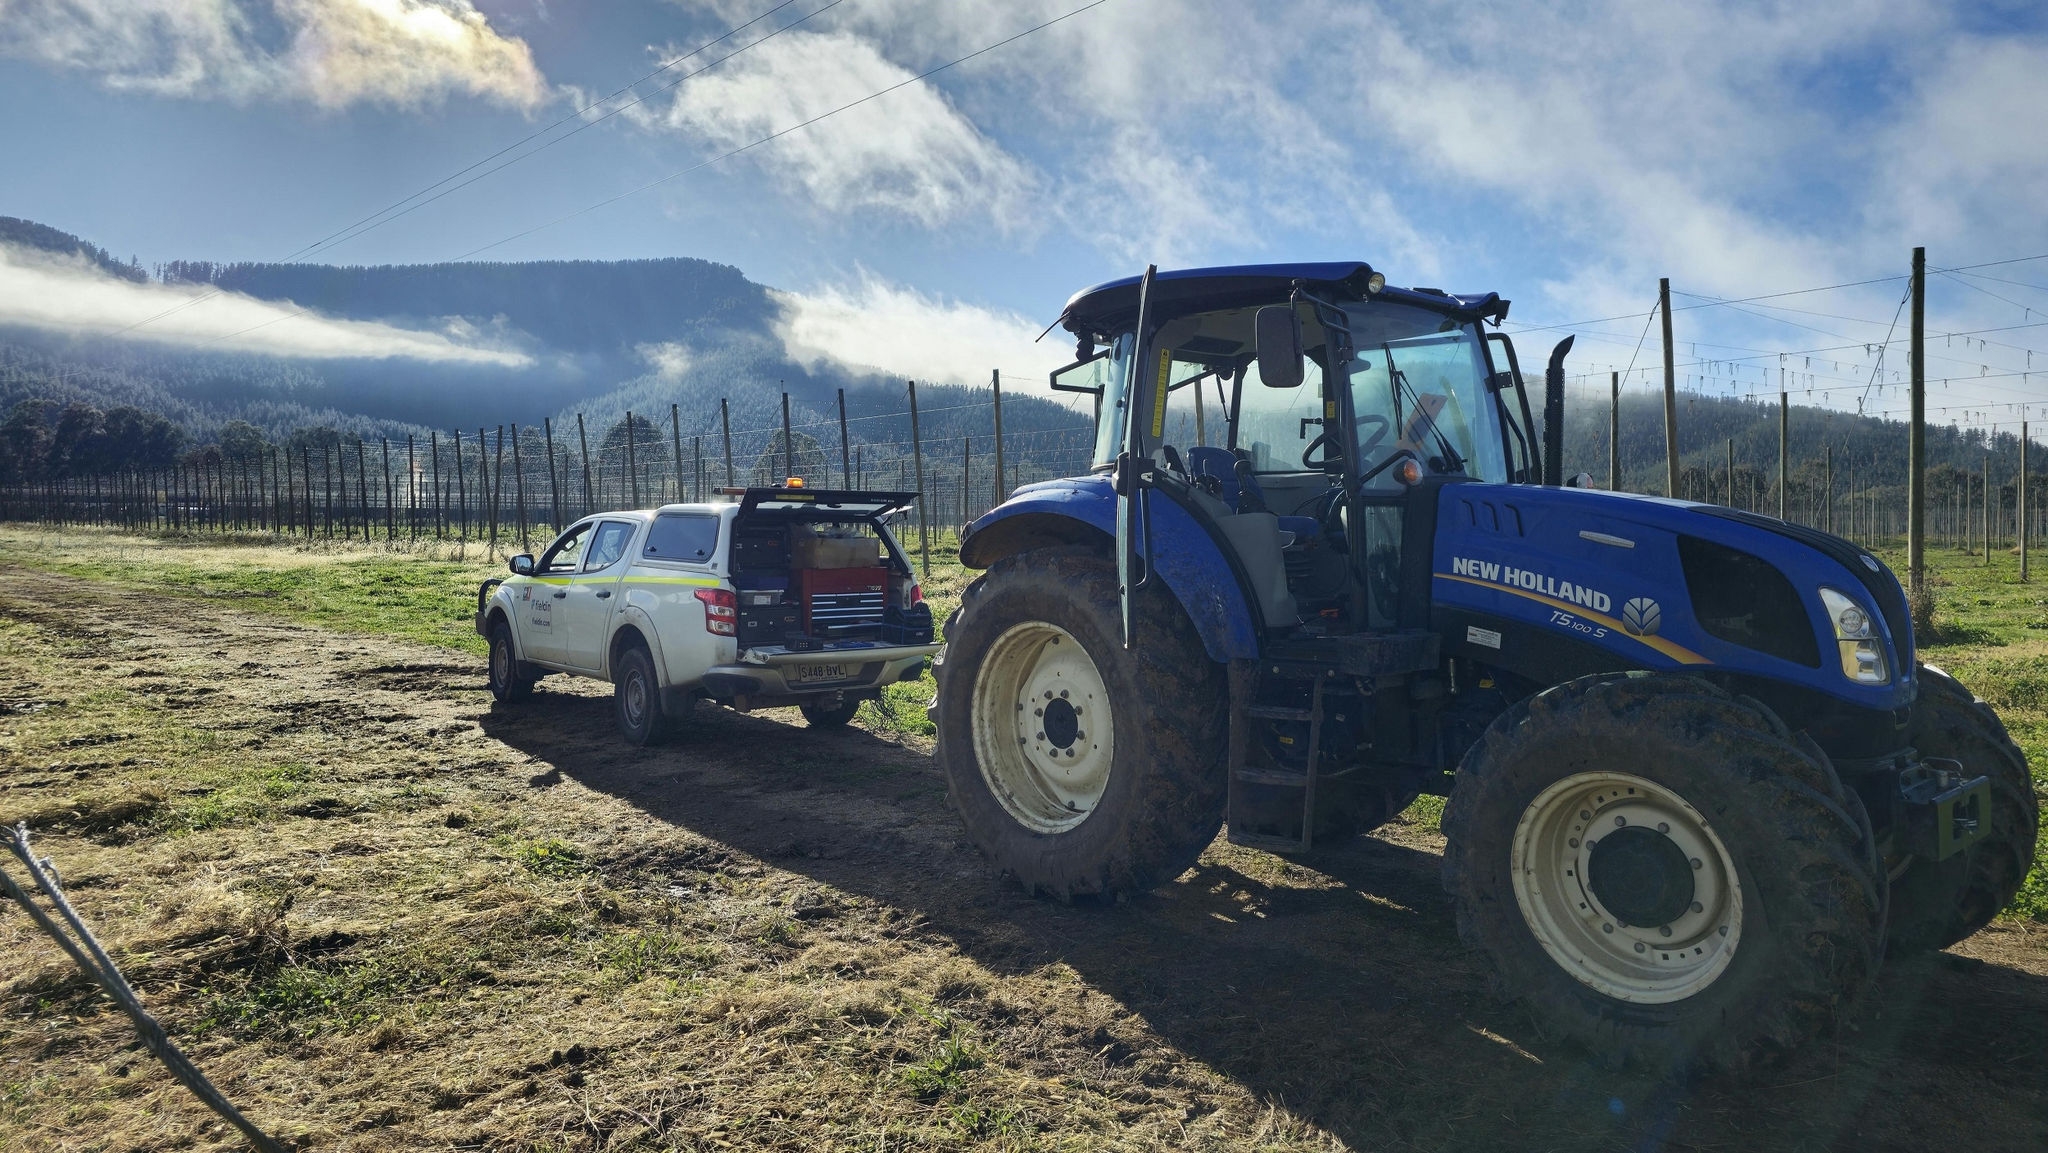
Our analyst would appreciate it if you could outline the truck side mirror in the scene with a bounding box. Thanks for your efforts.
[1254,305,1304,389]
[509,554,535,576]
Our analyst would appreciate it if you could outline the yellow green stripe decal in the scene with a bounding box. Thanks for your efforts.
[520,574,721,587]
[1434,573,1712,666]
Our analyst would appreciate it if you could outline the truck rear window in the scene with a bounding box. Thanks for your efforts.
[643,513,719,563]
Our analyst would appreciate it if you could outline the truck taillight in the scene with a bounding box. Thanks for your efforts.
[693,588,737,636]
[906,583,924,608]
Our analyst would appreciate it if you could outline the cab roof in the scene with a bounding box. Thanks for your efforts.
[1057,261,1507,340]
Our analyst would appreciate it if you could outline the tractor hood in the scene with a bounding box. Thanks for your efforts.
[1431,482,1916,716]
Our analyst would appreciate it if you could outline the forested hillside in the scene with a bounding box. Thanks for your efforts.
[0,215,2038,516]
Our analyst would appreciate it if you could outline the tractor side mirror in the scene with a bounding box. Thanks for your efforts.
[509,554,535,576]
[1254,305,1304,389]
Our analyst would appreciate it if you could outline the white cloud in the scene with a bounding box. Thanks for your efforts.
[636,340,694,381]
[641,28,1034,230]
[1878,35,2048,252]
[0,0,546,109]
[0,244,532,365]
[772,271,1067,394]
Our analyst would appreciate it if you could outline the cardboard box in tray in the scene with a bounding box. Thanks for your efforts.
[790,530,881,570]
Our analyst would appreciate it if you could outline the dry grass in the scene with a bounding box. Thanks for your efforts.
[0,531,2044,1152]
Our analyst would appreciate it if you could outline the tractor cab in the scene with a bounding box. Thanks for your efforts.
[1047,262,1530,640]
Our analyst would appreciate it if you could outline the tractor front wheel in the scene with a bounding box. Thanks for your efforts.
[1885,665,2038,954]
[1443,673,1885,1072]
[935,546,1227,899]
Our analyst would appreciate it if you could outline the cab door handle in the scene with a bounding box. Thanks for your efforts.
[553,591,567,599]
[595,590,612,600]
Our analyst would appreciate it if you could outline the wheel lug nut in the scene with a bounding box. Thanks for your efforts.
[1690,858,1703,870]
[1034,708,1043,716]
[1634,943,1646,953]
[1691,901,1703,913]
[1036,732,1045,740]
[1580,810,1591,821]
[1602,923,1614,934]
[1568,838,1579,848]
[1060,689,1069,698]
[1613,815,1626,827]
[1659,925,1673,937]
[1044,691,1053,700]
[1657,821,1670,834]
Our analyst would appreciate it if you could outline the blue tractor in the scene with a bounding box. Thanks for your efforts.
[932,261,2037,1070]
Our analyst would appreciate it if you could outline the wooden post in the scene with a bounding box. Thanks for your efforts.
[720,398,735,487]
[838,388,852,488]
[1661,277,1679,498]
[625,411,638,508]
[671,403,684,504]
[991,369,1007,507]
[1909,246,1926,597]
[303,446,316,540]
[1725,438,1734,507]
[355,440,370,542]
[1824,445,1832,536]
[543,418,561,531]
[1778,383,1788,521]
[781,391,794,481]
[2023,421,2031,582]
[382,438,394,541]
[575,413,593,518]
[1608,371,1619,491]
[512,424,528,552]
[1985,449,1992,567]
[487,427,502,553]
[962,434,973,524]
[693,436,703,502]
[908,379,930,577]
[429,431,443,539]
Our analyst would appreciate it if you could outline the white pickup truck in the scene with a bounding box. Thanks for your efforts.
[474,485,939,744]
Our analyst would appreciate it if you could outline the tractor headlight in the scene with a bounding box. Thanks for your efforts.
[1819,587,1888,684]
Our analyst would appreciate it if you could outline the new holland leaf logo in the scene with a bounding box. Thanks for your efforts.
[1622,597,1662,637]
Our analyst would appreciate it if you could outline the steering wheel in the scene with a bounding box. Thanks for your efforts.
[1301,430,1343,470]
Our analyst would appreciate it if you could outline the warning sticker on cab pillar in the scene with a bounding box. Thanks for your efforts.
[1149,349,1171,438]
[1465,625,1502,650]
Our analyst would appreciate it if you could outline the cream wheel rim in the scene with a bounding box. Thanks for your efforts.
[970,620,1112,834]
[1510,771,1743,1003]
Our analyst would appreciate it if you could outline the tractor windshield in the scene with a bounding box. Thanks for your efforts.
[1341,303,1507,489]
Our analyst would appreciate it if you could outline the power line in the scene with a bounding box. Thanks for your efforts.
[298,0,848,263]
[89,1,824,340]
[450,0,1114,261]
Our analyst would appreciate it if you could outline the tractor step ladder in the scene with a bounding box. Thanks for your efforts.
[1226,661,1328,854]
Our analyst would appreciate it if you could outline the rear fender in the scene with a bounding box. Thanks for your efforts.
[607,617,667,685]
[960,477,1259,662]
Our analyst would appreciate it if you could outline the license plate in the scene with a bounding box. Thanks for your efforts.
[791,663,852,684]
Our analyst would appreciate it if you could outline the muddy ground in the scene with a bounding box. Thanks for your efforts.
[2,567,2045,1152]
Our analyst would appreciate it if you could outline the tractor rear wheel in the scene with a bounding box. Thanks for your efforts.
[1443,673,1884,1072]
[1885,665,2038,954]
[935,546,1227,899]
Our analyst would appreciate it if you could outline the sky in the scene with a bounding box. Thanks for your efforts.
[2,0,2046,435]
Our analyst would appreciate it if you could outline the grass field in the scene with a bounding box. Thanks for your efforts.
[0,524,2044,1151]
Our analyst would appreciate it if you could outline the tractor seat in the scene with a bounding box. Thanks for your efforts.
[1186,447,1322,543]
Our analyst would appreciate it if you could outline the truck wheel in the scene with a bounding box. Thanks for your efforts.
[800,699,862,728]
[487,619,531,705]
[613,643,670,747]
[936,546,1227,899]
[1443,673,1884,1072]
[1886,665,2038,954]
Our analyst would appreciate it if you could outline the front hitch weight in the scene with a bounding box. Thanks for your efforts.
[1899,758,1993,862]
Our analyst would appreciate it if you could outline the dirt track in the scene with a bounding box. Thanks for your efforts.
[3,567,2047,1151]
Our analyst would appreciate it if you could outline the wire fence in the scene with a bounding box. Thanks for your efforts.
[0,389,1102,556]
